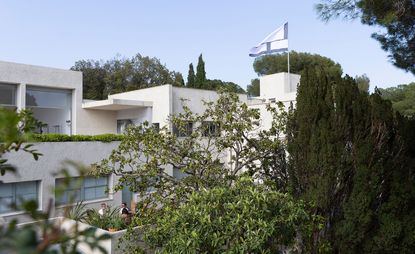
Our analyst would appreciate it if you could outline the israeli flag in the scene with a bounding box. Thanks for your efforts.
[249,22,288,57]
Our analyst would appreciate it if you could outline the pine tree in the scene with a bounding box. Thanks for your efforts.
[187,63,195,88]
[195,54,206,89]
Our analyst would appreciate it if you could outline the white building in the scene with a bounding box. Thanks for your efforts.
[0,61,299,223]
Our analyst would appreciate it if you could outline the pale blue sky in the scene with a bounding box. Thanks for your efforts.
[0,1,413,90]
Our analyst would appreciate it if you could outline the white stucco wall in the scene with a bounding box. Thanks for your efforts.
[109,85,172,128]
[1,141,121,223]
[259,72,300,102]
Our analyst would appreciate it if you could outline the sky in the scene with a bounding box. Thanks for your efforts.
[0,1,413,90]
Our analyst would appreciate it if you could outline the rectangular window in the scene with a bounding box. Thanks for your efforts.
[173,122,193,137]
[55,176,108,205]
[117,119,133,134]
[26,86,72,135]
[0,83,17,109]
[0,181,39,213]
[202,121,220,137]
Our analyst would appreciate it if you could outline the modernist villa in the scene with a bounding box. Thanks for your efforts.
[0,61,300,224]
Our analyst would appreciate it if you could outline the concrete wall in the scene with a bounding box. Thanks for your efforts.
[109,85,172,128]
[1,141,121,223]
[0,61,117,135]
[259,72,300,102]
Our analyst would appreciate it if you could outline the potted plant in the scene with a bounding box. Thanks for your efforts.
[107,216,125,232]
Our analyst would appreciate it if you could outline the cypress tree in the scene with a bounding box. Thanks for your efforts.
[187,63,195,88]
[195,54,206,89]
[287,67,415,252]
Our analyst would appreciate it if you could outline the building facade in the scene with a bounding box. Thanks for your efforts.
[0,61,299,223]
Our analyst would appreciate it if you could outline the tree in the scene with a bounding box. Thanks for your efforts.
[380,82,415,118]
[71,53,183,99]
[287,67,415,252]
[94,92,299,251]
[247,78,260,97]
[186,63,195,88]
[195,54,207,88]
[316,0,415,75]
[204,79,245,94]
[144,177,316,254]
[253,51,343,76]
[355,73,370,93]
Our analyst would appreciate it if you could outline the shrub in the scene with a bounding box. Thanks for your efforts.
[31,133,123,143]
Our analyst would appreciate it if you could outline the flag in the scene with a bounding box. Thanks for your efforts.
[249,22,288,57]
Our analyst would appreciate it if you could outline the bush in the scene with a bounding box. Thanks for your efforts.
[31,133,123,143]
[144,177,317,253]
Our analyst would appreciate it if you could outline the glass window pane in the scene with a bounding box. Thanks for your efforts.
[26,87,71,108]
[0,183,13,197]
[84,177,96,187]
[96,176,107,186]
[0,83,16,106]
[16,181,37,195]
[84,187,96,200]
[95,186,107,199]
[0,197,13,212]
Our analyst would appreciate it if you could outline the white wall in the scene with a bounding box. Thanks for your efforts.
[260,72,300,102]
[0,61,117,135]
[1,141,121,223]
[109,85,172,128]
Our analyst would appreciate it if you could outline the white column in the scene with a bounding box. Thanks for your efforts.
[16,83,26,111]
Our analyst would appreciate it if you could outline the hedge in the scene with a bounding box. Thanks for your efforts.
[31,133,123,143]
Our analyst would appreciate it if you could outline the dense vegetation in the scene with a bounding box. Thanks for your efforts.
[380,82,415,118]
[32,133,123,143]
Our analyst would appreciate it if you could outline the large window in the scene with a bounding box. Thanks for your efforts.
[0,83,17,109]
[202,121,220,137]
[55,176,108,205]
[0,181,39,213]
[26,86,72,134]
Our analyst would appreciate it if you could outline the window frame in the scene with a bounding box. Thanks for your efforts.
[0,181,40,214]
[55,175,109,206]
[0,83,17,109]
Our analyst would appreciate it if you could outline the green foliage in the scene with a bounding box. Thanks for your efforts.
[355,73,370,93]
[145,177,317,253]
[186,55,245,93]
[71,53,184,100]
[253,51,343,76]
[379,82,415,118]
[247,78,260,97]
[195,54,206,89]
[31,133,123,142]
[64,201,88,222]
[316,0,415,75]
[0,109,42,175]
[83,207,127,231]
[186,63,195,88]
[287,67,415,252]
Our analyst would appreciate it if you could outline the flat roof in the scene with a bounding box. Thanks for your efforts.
[82,98,153,110]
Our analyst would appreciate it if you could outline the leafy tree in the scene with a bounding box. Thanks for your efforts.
[71,53,183,99]
[204,79,245,94]
[247,78,260,97]
[355,73,370,93]
[186,63,195,88]
[380,82,415,118]
[195,54,207,89]
[316,0,415,75]
[144,177,317,254]
[287,67,415,252]
[253,51,343,76]
[94,92,299,251]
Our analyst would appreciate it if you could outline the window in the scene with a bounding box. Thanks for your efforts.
[26,86,72,134]
[152,123,160,132]
[173,122,193,137]
[0,181,39,213]
[117,119,133,134]
[202,121,220,137]
[55,176,108,205]
[0,83,17,109]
